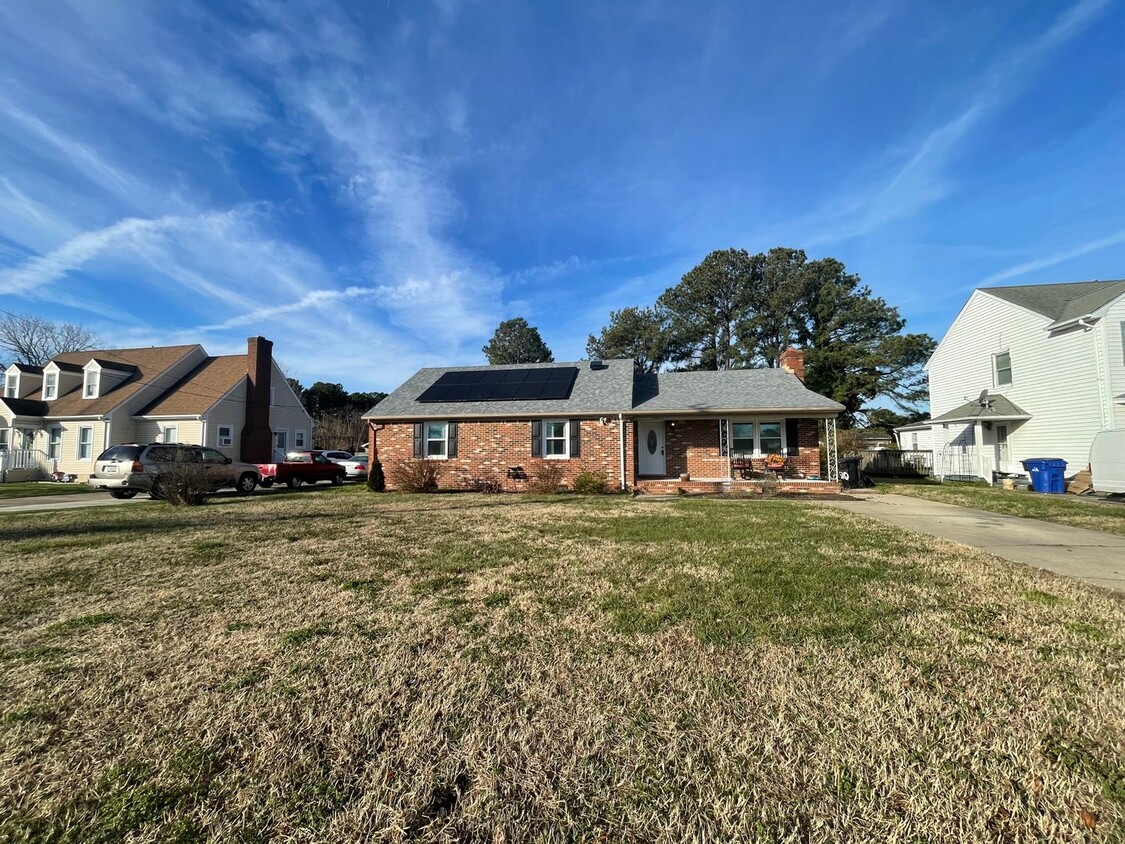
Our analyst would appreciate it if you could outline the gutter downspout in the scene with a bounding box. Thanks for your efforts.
[618,413,626,490]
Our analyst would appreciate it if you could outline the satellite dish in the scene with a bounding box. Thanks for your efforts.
[977,389,990,407]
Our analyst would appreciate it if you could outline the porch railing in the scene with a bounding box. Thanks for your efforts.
[0,449,52,480]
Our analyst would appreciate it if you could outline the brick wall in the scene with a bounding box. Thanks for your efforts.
[658,417,823,479]
[371,418,626,491]
[368,416,826,490]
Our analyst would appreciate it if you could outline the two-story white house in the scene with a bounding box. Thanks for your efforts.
[920,279,1125,481]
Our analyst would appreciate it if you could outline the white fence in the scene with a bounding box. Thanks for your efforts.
[0,449,53,481]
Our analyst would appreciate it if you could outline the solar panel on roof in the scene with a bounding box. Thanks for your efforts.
[417,366,579,403]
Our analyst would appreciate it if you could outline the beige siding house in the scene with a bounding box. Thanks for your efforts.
[924,279,1125,481]
[0,337,311,481]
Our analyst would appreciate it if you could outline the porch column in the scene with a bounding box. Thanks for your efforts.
[973,421,985,481]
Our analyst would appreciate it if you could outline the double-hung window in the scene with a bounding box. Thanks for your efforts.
[731,422,755,455]
[44,372,57,400]
[730,421,784,455]
[994,351,1012,387]
[759,422,783,454]
[426,422,449,457]
[84,370,98,398]
[77,426,93,461]
[163,425,178,444]
[5,374,17,398]
[295,431,306,449]
[543,420,568,457]
[0,429,8,451]
[48,428,62,460]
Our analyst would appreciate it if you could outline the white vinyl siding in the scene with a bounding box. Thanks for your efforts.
[928,290,1108,471]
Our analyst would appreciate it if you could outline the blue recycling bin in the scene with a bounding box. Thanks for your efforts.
[1021,458,1068,494]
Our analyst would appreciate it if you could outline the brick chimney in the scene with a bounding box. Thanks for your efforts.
[779,347,806,382]
[240,336,274,463]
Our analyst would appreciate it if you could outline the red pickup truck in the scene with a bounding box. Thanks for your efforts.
[257,450,346,489]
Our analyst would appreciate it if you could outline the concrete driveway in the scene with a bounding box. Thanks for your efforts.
[821,492,1125,593]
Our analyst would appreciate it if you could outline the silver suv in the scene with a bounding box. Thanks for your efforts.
[89,443,261,499]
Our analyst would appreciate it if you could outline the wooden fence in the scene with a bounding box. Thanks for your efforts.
[858,449,933,478]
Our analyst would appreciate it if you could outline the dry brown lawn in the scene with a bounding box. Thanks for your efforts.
[1,488,1123,843]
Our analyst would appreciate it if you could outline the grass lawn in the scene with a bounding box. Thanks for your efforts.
[2,489,1123,842]
[877,480,1125,537]
[0,481,97,501]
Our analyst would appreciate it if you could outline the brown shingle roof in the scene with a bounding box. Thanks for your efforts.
[45,345,202,416]
[136,355,248,416]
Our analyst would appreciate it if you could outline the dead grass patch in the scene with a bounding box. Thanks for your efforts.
[1,489,1123,841]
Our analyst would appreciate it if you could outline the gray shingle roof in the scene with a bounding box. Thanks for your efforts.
[367,359,844,419]
[632,369,843,414]
[930,394,1031,424]
[367,359,636,419]
[982,279,1125,325]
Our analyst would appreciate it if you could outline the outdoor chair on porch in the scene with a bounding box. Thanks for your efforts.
[730,452,754,479]
[764,453,789,476]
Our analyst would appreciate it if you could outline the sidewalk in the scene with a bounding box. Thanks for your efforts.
[820,492,1125,594]
[0,491,147,514]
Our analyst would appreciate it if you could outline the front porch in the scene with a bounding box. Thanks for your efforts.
[635,476,842,495]
[630,416,841,493]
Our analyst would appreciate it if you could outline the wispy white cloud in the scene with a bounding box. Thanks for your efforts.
[199,285,378,330]
[801,0,1110,244]
[979,227,1125,286]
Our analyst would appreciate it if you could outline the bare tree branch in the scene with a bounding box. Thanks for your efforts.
[0,312,99,366]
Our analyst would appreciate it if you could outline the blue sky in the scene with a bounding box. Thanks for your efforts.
[1,0,1123,393]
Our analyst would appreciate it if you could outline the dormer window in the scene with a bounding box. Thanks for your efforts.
[84,369,99,398]
[44,372,58,400]
[4,373,16,398]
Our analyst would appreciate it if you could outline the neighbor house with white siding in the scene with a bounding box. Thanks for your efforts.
[924,279,1125,481]
[0,337,310,481]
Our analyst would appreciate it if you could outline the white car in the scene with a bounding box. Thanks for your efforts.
[320,450,368,479]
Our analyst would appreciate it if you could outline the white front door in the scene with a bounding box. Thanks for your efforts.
[638,419,666,476]
[994,424,1012,473]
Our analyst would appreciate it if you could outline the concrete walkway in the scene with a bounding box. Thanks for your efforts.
[820,492,1125,594]
[0,491,148,514]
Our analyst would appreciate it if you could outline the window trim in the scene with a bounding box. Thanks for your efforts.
[76,426,94,461]
[162,425,178,444]
[83,369,100,399]
[541,419,570,459]
[294,430,306,449]
[0,428,9,451]
[993,350,1013,388]
[425,421,449,459]
[5,373,18,398]
[217,425,233,447]
[729,418,786,456]
[47,427,62,460]
[43,371,58,400]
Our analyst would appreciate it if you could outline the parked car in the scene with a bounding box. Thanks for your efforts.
[257,450,347,489]
[88,444,261,499]
[333,455,368,479]
[319,450,355,462]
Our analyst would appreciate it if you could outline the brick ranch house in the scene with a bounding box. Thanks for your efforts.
[365,349,844,493]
